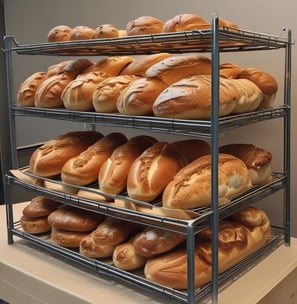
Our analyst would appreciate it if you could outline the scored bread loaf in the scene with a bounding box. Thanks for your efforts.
[99,135,157,194]
[162,153,252,209]
[46,60,73,77]
[61,132,127,186]
[144,206,271,289]
[29,130,103,177]
[47,25,72,42]
[126,16,164,36]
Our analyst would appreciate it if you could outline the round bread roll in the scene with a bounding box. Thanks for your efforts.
[21,215,51,234]
[120,53,172,77]
[46,60,73,77]
[237,68,278,108]
[152,75,239,119]
[61,132,127,186]
[47,25,72,42]
[92,75,141,113]
[162,153,252,209]
[94,24,119,38]
[29,131,103,177]
[219,143,272,185]
[163,13,211,32]
[126,16,164,36]
[69,25,95,40]
[127,141,184,202]
[62,71,111,111]
[17,72,48,107]
[22,196,61,217]
[145,54,212,86]
[48,205,105,232]
[220,63,242,79]
[99,135,157,194]
[116,77,167,115]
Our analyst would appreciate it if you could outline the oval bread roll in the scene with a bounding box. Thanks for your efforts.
[94,24,119,38]
[47,25,72,42]
[22,196,61,217]
[162,153,252,209]
[21,215,51,234]
[69,26,95,40]
[126,16,164,36]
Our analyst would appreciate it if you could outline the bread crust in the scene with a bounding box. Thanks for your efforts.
[21,215,51,234]
[47,25,72,42]
[94,24,119,38]
[69,26,95,40]
[126,16,164,36]
[22,196,61,217]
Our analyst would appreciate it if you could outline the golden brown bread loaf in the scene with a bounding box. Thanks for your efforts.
[17,72,49,107]
[218,17,238,28]
[145,54,212,86]
[92,75,141,113]
[127,141,184,202]
[46,60,73,77]
[120,53,172,77]
[219,143,273,185]
[162,153,252,209]
[219,63,242,79]
[48,205,105,232]
[144,206,271,289]
[163,13,211,32]
[22,196,61,217]
[69,25,96,40]
[126,16,164,36]
[21,215,51,234]
[99,135,157,194]
[116,77,168,115]
[47,25,72,42]
[61,71,111,111]
[132,227,186,257]
[94,24,120,38]
[29,131,103,177]
[61,132,127,186]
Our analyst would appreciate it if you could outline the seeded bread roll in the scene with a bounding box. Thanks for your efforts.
[94,24,119,38]
[99,135,157,194]
[20,215,51,234]
[29,131,103,177]
[61,132,127,186]
[22,196,61,217]
[126,16,164,36]
[69,26,95,40]
[47,25,72,42]
[162,153,252,209]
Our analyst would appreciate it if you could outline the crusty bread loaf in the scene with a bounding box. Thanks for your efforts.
[21,215,51,234]
[146,54,212,86]
[92,75,141,113]
[62,71,111,111]
[116,77,167,115]
[120,53,172,77]
[162,153,252,209]
[46,60,73,77]
[220,63,242,79]
[29,131,103,177]
[144,206,270,289]
[132,227,186,257]
[127,141,184,202]
[48,205,105,232]
[126,16,164,36]
[69,26,95,40]
[99,135,157,194]
[163,13,211,32]
[94,24,119,38]
[47,25,72,42]
[17,72,49,107]
[152,75,238,119]
[237,68,278,108]
[22,196,61,217]
[219,143,272,185]
[218,17,238,29]
[61,132,127,186]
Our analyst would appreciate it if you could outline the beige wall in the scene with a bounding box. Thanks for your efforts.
[2,0,297,235]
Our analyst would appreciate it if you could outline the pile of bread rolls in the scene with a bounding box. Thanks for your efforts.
[47,13,238,42]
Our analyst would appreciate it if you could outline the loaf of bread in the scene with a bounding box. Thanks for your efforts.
[29,130,103,177]
[127,141,184,202]
[48,25,72,42]
[146,54,212,86]
[132,227,186,257]
[120,53,172,77]
[218,17,238,28]
[99,135,157,194]
[94,24,120,38]
[220,63,242,79]
[144,206,270,289]
[116,77,168,115]
[163,13,211,32]
[17,71,49,107]
[61,132,127,186]
[126,16,164,36]
[62,71,111,111]
[92,75,141,113]
[69,26,96,40]
[22,196,61,217]
[46,60,73,77]
[20,215,51,234]
[219,143,272,185]
[162,153,252,209]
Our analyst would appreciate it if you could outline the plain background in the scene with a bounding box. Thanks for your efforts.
[1,0,296,235]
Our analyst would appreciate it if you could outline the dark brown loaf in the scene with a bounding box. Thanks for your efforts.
[126,16,164,36]
[61,132,127,186]
[47,25,72,42]
[144,206,271,289]
[29,131,103,177]
[21,215,51,234]
[162,153,252,209]
[22,196,61,217]
[99,135,158,194]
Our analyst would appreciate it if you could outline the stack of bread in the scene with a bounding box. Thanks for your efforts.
[21,196,61,234]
